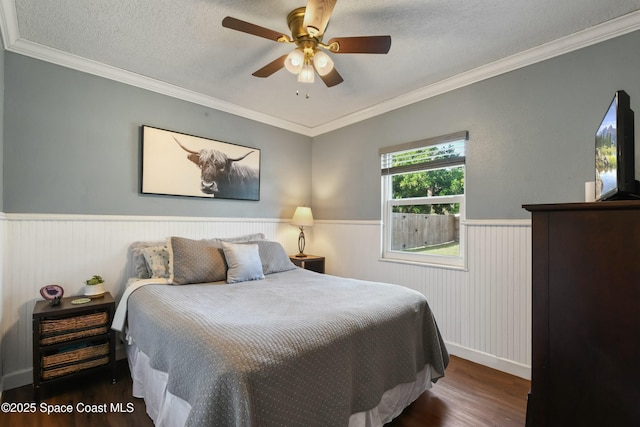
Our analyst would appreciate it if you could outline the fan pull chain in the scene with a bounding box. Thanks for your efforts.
[295,90,311,99]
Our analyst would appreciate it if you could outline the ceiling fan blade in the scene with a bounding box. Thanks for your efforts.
[328,35,391,54]
[252,55,288,78]
[319,67,343,87]
[303,0,337,36]
[222,16,291,43]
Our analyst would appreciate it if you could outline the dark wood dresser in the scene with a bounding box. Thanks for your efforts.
[523,201,640,426]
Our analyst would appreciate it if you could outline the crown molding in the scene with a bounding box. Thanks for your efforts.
[0,1,314,135]
[309,10,640,136]
[0,0,17,48]
[6,37,315,136]
[1,3,639,137]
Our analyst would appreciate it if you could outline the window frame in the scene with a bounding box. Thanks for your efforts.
[380,131,468,269]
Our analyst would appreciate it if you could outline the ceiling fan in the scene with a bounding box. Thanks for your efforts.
[222,0,391,87]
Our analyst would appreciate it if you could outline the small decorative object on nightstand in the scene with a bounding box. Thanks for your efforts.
[39,285,64,306]
[84,274,106,297]
[32,292,117,401]
[290,254,325,274]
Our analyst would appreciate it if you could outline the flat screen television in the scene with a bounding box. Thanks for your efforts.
[595,90,639,201]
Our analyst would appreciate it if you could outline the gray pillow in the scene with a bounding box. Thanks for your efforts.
[221,242,265,284]
[169,237,227,285]
[249,240,297,274]
[214,233,265,243]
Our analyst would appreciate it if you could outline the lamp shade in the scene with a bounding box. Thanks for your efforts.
[291,206,314,227]
[297,63,315,83]
[313,50,334,76]
[284,49,304,74]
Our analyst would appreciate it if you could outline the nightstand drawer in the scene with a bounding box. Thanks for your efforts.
[290,255,325,274]
[41,341,110,380]
[39,311,109,345]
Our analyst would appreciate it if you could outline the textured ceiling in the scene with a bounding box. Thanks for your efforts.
[3,1,640,135]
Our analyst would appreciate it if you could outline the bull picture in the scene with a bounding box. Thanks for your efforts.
[173,137,260,200]
[140,126,260,201]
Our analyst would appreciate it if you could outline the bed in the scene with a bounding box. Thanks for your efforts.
[112,235,449,427]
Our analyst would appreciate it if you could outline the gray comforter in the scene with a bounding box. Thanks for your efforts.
[126,268,448,427]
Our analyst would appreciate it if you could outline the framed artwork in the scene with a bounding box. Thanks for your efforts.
[141,126,260,201]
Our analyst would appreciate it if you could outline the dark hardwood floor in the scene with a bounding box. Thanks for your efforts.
[1,356,529,426]
[388,356,530,426]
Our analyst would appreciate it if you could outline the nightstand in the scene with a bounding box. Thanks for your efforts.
[290,255,325,274]
[32,292,117,401]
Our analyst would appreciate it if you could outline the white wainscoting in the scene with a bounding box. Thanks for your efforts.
[1,214,300,390]
[313,219,532,379]
[0,213,6,397]
[1,214,531,391]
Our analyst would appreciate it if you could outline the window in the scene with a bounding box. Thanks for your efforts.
[380,131,467,268]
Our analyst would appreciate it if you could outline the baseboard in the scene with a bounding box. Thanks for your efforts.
[445,341,531,380]
[116,342,127,361]
[1,367,32,391]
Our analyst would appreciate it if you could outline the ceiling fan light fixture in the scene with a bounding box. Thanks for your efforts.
[298,63,315,83]
[284,49,304,74]
[223,3,391,88]
[312,50,334,76]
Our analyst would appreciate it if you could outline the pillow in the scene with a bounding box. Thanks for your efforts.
[169,237,227,285]
[214,233,265,243]
[249,240,297,274]
[142,245,171,278]
[221,242,265,284]
[129,240,166,278]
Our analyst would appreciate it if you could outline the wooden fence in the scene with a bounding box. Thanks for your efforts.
[391,212,459,250]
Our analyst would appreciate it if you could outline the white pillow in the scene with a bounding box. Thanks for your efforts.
[221,242,265,284]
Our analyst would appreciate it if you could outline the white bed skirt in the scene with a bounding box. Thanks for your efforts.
[127,341,433,426]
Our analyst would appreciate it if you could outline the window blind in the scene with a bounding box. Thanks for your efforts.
[380,131,468,176]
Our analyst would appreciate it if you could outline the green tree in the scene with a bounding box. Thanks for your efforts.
[391,145,464,214]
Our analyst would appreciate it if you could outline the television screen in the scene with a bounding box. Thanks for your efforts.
[595,98,617,200]
[594,90,638,201]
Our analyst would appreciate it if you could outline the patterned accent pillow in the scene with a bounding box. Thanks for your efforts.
[249,240,297,275]
[169,237,227,285]
[129,241,166,278]
[142,245,171,278]
[221,242,265,284]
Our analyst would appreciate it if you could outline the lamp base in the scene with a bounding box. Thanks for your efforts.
[297,227,307,258]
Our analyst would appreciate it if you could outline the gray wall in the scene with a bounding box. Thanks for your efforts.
[4,31,640,221]
[312,31,640,220]
[0,43,4,212]
[3,53,312,218]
